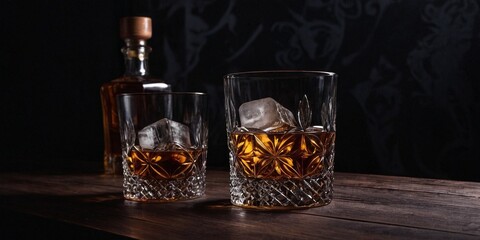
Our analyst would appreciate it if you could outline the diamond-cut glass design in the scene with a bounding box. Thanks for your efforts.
[229,129,335,208]
[122,149,206,202]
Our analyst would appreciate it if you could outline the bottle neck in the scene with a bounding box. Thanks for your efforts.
[121,39,151,77]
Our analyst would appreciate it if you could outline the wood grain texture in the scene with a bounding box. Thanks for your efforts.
[1,170,479,239]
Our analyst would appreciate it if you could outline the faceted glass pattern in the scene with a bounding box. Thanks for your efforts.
[123,158,206,202]
[117,92,208,202]
[230,129,335,179]
[229,129,335,208]
[224,71,337,209]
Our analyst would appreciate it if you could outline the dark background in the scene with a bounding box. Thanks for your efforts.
[1,0,479,181]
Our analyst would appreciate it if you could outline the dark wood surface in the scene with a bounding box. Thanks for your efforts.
[1,170,479,239]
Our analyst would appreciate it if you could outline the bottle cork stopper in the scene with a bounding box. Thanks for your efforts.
[119,16,152,40]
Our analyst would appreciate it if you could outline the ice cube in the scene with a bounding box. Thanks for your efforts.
[138,118,191,150]
[239,97,297,132]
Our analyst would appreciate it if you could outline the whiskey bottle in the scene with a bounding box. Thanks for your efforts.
[100,16,171,175]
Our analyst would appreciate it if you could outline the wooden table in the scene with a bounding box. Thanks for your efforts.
[1,169,479,239]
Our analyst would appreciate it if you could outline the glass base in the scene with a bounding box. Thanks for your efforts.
[122,161,206,202]
[230,169,333,209]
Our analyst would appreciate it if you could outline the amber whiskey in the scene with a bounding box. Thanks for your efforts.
[230,129,335,180]
[126,145,206,180]
[100,17,170,175]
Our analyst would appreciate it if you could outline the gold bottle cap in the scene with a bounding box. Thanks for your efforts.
[119,16,152,40]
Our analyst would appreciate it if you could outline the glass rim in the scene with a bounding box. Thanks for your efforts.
[224,70,336,78]
[117,92,207,98]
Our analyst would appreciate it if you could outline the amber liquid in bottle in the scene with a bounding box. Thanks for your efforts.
[101,17,170,175]
[101,78,170,174]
